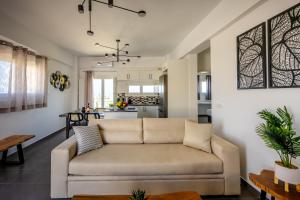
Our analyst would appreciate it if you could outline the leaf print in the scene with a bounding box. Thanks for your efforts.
[269,3,300,88]
[237,23,266,89]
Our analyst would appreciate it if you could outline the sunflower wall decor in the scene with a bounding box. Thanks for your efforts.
[50,71,70,91]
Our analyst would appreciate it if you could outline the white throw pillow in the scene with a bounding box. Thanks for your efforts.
[73,125,103,155]
[183,120,212,153]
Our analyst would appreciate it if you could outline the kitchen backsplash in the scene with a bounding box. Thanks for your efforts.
[117,93,159,105]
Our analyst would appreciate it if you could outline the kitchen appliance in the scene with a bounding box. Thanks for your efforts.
[158,74,168,118]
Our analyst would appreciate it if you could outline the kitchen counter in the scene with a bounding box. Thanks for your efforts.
[103,109,138,119]
[104,109,137,112]
[128,104,159,106]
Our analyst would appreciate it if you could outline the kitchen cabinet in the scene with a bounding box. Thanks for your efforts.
[117,70,139,81]
[117,70,161,81]
[137,106,158,118]
[139,71,160,81]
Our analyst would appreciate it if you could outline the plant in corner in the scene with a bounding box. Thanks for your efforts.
[256,106,300,188]
[128,189,147,200]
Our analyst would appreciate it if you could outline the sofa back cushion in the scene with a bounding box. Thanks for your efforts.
[143,118,185,143]
[97,119,143,144]
[183,120,212,153]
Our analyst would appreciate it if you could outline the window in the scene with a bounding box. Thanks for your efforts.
[142,85,156,93]
[0,40,47,113]
[104,79,114,108]
[93,78,114,108]
[93,79,102,108]
[128,85,141,93]
[0,61,10,94]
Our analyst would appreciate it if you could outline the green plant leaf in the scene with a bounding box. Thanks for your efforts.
[256,106,299,168]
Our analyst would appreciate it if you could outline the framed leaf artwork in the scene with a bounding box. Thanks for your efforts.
[268,3,300,88]
[237,22,267,89]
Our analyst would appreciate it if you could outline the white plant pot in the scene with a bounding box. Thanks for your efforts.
[274,161,300,185]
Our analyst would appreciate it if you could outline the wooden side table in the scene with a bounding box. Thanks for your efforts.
[249,170,300,200]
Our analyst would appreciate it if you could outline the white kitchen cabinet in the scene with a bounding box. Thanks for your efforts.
[117,70,139,81]
[136,106,158,118]
[139,71,160,81]
[118,70,161,81]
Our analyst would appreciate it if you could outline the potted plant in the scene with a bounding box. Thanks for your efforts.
[256,106,300,186]
[129,189,147,200]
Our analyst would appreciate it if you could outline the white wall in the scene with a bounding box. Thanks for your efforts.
[166,54,198,120]
[0,12,77,153]
[211,0,300,183]
[187,55,198,121]
[0,59,76,153]
[167,58,189,117]
[169,0,262,59]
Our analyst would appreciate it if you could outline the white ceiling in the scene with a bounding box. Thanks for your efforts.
[0,0,220,57]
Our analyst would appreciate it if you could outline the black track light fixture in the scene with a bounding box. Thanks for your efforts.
[78,0,146,36]
[108,0,113,8]
[78,4,84,13]
[95,39,141,65]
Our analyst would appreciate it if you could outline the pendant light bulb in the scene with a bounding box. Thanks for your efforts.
[78,4,84,14]
[87,30,94,36]
[138,10,146,17]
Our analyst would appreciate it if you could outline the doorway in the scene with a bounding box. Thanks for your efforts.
[197,48,212,123]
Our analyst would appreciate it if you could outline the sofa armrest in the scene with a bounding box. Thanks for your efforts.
[211,134,240,195]
[51,136,77,198]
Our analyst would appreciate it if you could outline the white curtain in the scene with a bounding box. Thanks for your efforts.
[0,40,47,113]
[85,71,93,107]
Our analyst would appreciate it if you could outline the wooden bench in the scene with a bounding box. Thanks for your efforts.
[0,135,35,165]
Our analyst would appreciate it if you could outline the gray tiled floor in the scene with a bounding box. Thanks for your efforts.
[0,130,260,200]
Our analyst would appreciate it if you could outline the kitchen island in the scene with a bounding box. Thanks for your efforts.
[103,109,138,119]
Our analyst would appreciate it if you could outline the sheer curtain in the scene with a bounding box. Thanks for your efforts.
[85,71,94,107]
[0,40,47,113]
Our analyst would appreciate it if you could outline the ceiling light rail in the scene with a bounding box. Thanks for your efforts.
[95,39,141,66]
[78,0,146,36]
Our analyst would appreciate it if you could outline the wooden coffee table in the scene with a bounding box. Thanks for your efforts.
[249,170,300,200]
[72,192,201,200]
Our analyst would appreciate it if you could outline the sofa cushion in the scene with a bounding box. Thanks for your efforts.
[143,118,185,143]
[73,125,103,155]
[69,144,223,176]
[183,120,212,153]
[97,119,143,144]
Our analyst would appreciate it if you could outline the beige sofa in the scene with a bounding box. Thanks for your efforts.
[51,118,240,198]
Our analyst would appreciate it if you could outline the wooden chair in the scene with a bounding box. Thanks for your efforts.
[66,113,85,139]
[84,113,101,126]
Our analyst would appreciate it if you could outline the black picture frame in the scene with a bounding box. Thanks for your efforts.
[268,3,300,88]
[237,22,267,89]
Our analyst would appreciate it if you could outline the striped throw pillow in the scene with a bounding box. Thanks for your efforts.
[73,125,103,155]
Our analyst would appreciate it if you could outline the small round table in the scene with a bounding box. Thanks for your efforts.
[249,170,300,200]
